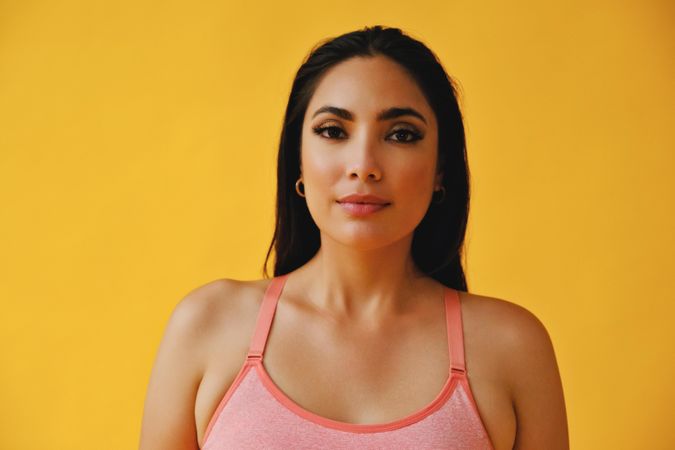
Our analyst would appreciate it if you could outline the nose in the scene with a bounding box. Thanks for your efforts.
[346,132,382,182]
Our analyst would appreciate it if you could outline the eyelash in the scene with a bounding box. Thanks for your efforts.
[311,124,423,143]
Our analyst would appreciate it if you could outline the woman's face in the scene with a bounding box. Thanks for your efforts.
[300,55,441,250]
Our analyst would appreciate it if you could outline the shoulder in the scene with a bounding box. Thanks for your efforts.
[151,278,252,379]
[168,277,269,354]
[461,291,553,352]
[459,291,560,392]
[140,278,267,449]
[460,291,569,449]
[170,278,244,330]
[172,276,272,321]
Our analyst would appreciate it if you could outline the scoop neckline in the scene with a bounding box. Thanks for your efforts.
[251,359,462,433]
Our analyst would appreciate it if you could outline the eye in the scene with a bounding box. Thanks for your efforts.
[312,125,347,140]
[388,127,423,143]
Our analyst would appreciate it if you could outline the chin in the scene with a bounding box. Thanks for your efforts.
[324,226,413,250]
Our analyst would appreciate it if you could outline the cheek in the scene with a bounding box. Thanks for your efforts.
[302,151,340,201]
[394,160,436,198]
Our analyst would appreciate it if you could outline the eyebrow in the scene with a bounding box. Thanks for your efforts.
[311,105,427,125]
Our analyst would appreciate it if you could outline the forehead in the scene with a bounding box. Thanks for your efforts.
[305,55,434,123]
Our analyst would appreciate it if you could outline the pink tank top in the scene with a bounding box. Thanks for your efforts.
[201,274,495,449]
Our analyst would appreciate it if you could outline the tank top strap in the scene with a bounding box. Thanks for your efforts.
[246,273,289,361]
[444,286,467,375]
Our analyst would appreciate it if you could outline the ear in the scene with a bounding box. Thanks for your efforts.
[434,170,444,189]
[434,152,444,188]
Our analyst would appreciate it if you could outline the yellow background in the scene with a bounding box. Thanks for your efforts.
[1,1,673,448]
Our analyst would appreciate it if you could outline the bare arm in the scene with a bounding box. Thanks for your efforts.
[139,290,210,450]
[504,305,570,449]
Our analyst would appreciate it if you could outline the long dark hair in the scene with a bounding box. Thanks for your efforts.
[262,25,471,291]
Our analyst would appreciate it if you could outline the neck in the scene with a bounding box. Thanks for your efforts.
[292,233,432,325]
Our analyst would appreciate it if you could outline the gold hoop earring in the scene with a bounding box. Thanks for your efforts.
[432,186,446,204]
[295,177,306,198]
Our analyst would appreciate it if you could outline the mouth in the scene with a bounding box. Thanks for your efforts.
[335,201,390,216]
[336,201,391,205]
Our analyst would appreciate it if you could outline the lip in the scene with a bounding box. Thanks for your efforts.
[336,193,390,205]
[337,202,389,217]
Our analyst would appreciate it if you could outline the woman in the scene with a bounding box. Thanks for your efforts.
[140,25,569,449]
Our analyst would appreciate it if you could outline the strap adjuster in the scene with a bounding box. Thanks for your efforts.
[247,352,262,361]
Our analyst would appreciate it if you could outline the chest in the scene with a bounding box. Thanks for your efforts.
[261,307,452,424]
[195,292,516,449]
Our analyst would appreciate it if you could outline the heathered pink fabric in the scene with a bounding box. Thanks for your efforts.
[201,274,495,450]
